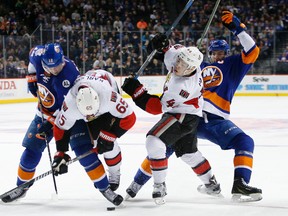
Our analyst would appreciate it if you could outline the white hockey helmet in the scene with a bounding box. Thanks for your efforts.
[76,86,100,117]
[174,46,203,76]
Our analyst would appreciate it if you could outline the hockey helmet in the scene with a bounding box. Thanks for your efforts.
[208,40,230,55]
[41,43,65,75]
[76,86,100,117]
[174,46,203,76]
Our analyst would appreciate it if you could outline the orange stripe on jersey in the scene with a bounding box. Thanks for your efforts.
[203,90,231,113]
[105,152,122,166]
[234,155,253,168]
[192,159,211,176]
[141,158,152,174]
[146,97,162,115]
[242,46,260,64]
[18,167,35,181]
[119,112,136,131]
[87,164,106,181]
[150,158,168,171]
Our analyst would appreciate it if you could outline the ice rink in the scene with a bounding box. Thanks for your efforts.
[0,96,288,216]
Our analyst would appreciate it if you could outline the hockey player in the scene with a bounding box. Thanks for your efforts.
[51,71,136,206]
[1,43,81,203]
[1,44,122,203]
[122,44,221,205]
[124,10,262,202]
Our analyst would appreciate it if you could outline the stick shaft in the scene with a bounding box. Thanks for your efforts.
[135,0,195,78]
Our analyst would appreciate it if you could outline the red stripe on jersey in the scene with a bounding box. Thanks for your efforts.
[105,152,122,166]
[119,112,136,131]
[192,159,211,175]
[184,97,199,108]
[146,97,162,115]
[54,125,65,141]
[152,116,175,136]
[150,158,168,171]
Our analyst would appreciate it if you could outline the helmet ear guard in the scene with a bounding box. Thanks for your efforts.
[76,86,100,117]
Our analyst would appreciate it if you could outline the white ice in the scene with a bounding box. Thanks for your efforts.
[0,97,288,216]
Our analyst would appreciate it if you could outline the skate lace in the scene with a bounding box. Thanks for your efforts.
[153,183,166,194]
[130,181,142,193]
[240,178,257,190]
[109,171,121,184]
[102,188,118,202]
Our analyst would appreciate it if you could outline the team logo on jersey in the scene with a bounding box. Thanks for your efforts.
[37,84,55,108]
[110,91,117,102]
[179,89,189,99]
[62,79,71,88]
[202,66,223,89]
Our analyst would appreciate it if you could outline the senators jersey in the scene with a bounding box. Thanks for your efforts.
[201,32,260,119]
[139,44,204,117]
[55,72,135,131]
[29,45,80,117]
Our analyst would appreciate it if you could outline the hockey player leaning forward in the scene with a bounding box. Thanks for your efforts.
[1,44,123,203]
[122,42,222,204]
[51,70,136,206]
[123,10,262,202]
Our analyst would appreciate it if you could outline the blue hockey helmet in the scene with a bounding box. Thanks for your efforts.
[208,40,230,55]
[41,43,64,75]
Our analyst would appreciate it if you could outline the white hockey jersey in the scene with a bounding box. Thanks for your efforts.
[55,71,134,130]
[160,45,204,116]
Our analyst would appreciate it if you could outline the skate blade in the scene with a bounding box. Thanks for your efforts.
[124,194,132,201]
[154,197,166,205]
[232,193,262,202]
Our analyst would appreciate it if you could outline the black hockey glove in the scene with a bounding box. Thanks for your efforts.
[121,77,146,100]
[36,119,53,139]
[96,130,116,154]
[221,11,246,35]
[52,151,71,176]
[148,33,169,53]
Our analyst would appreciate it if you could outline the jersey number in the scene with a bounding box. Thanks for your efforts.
[116,98,128,113]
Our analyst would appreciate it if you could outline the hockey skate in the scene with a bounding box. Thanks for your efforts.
[125,180,143,200]
[231,178,262,202]
[152,182,167,205]
[1,187,29,203]
[108,170,121,191]
[197,175,223,198]
[101,187,124,206]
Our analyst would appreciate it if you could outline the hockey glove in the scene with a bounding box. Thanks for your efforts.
[52,151,71,176]
[36,117,54,139]
[121,77,146,100]
[96,130,116,154]
[26,74,38,97]
[147,33,169,53]
[221,11,246,35]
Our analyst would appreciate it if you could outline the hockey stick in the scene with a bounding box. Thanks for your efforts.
[134,0,195,79]
[197,0,221,49]
[0,148,98,201]
[37,92,58,195]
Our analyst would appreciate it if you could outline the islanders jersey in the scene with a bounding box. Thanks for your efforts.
[201,43,259,119]
[29,45,80,117]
